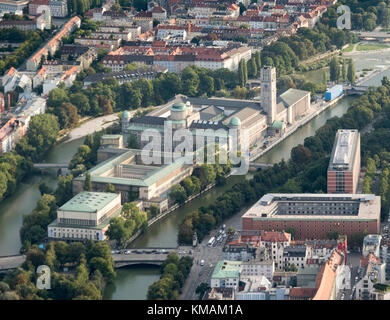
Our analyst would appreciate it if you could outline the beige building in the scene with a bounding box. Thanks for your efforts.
[48,192,122,241]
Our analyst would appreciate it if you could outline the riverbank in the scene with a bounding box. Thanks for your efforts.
[249,95,344,162]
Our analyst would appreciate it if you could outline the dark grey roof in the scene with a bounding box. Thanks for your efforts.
[180,96,261,110]
[129,116,165,126]
[283,246,306,257]
[199,105,224,121]
[189,120,229,131]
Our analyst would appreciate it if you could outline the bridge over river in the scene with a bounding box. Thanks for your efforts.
[0,247,193,272]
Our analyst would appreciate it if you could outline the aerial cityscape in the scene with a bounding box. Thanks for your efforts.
[1,0,390,304]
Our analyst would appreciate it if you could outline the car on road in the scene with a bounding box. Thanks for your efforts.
[355,276,359,282]
[200,260,205,266]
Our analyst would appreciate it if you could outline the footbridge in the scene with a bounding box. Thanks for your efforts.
[0,255,26,273]
[345,85,369,96]
[33,163,70,169]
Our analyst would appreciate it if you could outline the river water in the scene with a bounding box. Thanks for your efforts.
[0,50,387,299]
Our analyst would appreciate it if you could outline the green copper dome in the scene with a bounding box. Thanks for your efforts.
[229,116,241,126]
[171,102,187,111]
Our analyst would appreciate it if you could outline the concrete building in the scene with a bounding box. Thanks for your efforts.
[0,0,28,14]
[211,260,241,289]
[283,246,310,270]
[363,234,382,258]
[49,0,67,17]
[356,253,386,300]
[48,192,122,241]
[241,260,275,281]
[327,129,361,194]
[242,193,381,240]
[73,148,194,211]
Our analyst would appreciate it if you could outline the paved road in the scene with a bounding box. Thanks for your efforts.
[65,114,120,142]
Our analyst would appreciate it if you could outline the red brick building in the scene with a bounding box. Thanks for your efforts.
[327,129,361,194]
[241,194,380,240]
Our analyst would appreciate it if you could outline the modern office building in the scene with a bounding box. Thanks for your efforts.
[48,192,122,241]
[327,129,361,194]
[241,193,381,240]
[73,148,194,211]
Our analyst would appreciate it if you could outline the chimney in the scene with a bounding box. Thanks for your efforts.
[7,93,11,112]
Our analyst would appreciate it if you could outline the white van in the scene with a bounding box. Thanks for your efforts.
[200,260,205,266]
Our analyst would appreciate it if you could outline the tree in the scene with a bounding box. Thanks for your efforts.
[195,283,210,300]
[84,173,92,191]
[181,67,199,97]
[238,59,248,87]
[127,134,139,149]
[39,182,52,196]
[247,56,257,78]
[98,95,113,115]
[105,183,116,193]
[70,93,90,115]
[347,59,356,84]
[291,145,312,164]
[169,184,187,205]
[16,114,60,162]
[341,59,347,81]
[329,57,340,82]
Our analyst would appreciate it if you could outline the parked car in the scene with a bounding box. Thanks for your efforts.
[200,260,205,266]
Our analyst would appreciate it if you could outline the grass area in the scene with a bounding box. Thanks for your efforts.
[356,43,390,51]
[342,44,354,53]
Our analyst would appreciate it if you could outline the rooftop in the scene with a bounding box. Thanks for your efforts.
[328,129,360,171]
[59,192,119,213]
[242,193,381,221]
[211,260,241,279]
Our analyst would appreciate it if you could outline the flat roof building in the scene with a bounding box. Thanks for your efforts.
[48,192,122,241]
[242,193,381,240]
[327,129,361,194]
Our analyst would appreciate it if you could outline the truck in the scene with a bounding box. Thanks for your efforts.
[325,84,343,101]
[208,237,215,247]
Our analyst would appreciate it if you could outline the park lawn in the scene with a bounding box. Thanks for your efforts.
[356,43,390,51]
[342,44,354,53]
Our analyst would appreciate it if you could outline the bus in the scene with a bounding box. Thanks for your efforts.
[208,237,215,247]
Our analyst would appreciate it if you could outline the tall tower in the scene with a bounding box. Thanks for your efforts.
[261,66,277,125]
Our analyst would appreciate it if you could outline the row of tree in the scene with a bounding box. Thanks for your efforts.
[329,57,355,83]
[0,30,44,75]
[147,252,193,300]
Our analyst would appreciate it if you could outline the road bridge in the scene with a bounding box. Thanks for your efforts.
[0,248,193,271]
[112,247,192,268]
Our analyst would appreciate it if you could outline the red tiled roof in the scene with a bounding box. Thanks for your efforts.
[289,288,316,299]
[261,231,290,242]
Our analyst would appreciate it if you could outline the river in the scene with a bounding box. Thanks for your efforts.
[1,50,388,299]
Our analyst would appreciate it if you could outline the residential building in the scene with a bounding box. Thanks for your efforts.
[211,260,241,289]
[356,253,386,300]
[49,0,67,17]
[0,0,29,14]
[363,234,382,258]
[28,0,49,15]
[48,192,122,241]
[283,246,311,270]
[327,129,361,194]
[242,193,381,240]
